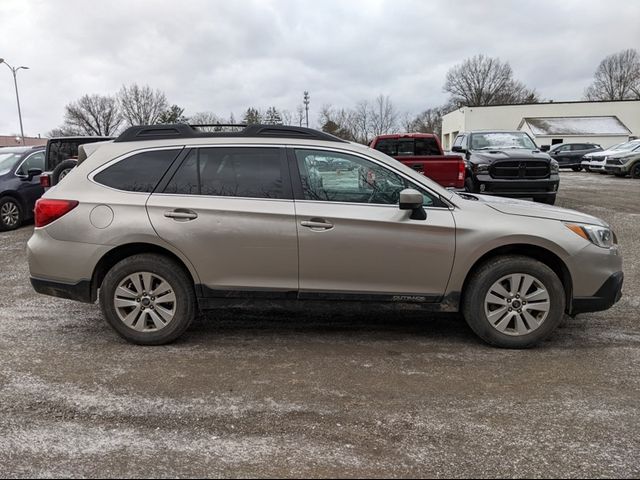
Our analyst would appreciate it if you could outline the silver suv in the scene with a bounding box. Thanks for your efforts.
[27,124,623,348]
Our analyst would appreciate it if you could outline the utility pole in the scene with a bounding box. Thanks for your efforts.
[303,91,310,128]
[0,58,29,145]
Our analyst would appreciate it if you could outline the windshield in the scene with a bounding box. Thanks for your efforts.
[470,132,537,150]
[0,153,21,175]
[614,141,640,152]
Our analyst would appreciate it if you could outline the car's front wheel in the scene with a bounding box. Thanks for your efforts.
[99,254,196,345]
[631,163,640,180]
[462,255,565,348]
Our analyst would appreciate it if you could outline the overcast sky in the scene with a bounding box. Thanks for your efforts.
[1,0,639,137]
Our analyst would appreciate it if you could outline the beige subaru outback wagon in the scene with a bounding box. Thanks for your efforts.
[27,124,623,348]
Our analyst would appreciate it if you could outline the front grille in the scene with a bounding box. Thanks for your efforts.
[490,160,550,179]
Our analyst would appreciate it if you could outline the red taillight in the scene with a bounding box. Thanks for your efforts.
[458,161,466,181]
[40,174,51,188]
[34,199,79,228]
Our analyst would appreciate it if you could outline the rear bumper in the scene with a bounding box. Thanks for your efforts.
[571,271,624,315]
[30,277,94,303]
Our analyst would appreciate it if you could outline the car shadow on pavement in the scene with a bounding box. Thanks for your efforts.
[184,308,480,346]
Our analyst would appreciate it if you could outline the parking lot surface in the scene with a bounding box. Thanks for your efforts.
[0,172,638,478]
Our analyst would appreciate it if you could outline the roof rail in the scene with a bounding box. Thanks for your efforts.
[114,123,348,143]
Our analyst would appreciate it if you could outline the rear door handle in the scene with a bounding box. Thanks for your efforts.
[301,218,334,230]
[164,209,198,221]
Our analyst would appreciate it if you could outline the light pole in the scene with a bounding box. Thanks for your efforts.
[0,58,29,145]
[303,91,310,128]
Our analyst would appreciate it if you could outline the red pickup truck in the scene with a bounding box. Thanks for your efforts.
[370,133,465,189]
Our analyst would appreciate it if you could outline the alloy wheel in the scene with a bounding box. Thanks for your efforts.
[113,272,177,332]
[1,201,20,227]
[484,273,551,336]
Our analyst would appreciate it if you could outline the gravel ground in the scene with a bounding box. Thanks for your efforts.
[0,171,639,478]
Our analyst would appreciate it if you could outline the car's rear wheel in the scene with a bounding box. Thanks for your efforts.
[100,254,196,345]
[462,255,565,348]
[0,197,23,231]
[631,163,640,179]
[571,166,582,172]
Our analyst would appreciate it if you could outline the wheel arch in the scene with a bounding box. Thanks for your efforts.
[91,242,199,302]
[459,243,573,313]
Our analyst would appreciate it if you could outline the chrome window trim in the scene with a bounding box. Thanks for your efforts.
[14,151,45,178]
[88,142,452,209]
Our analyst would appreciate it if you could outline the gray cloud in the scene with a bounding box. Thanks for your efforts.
[1,0,638,136]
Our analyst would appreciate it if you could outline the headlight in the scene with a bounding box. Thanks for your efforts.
[550,160,559,173]
[564,222,616,248]
[474,164,490,174]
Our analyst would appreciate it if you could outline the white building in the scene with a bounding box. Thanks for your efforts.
[441,99,640,150]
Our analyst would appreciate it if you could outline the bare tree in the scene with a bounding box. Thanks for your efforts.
[352,101,371,144]
[188,112,225,131]
[319,104,356,141]
[118,84,169,126]
[444,54,538,107]
[405,107,444,136]
[369,95,398,137]
[585,49,640,101]
[61,94,122,136]
[296,105,305,127]
[280,109,293,126]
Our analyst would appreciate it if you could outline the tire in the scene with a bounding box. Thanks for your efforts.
[465,176,477,193]
[99,254,196,345]
[0,196,23,231]
[631,163,640,180]
[534,195,556,205]
[462,255,565,349]
[571,166,582,172]
[51,159,78,186]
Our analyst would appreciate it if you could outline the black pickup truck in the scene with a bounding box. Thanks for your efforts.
[452,131,560,205]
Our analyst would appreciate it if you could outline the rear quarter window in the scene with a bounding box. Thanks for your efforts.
[94,149,181,192]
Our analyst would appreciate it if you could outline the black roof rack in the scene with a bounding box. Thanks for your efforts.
[114,123,348,143]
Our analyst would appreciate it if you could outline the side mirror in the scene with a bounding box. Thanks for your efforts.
[399,189,427,220]
[25,168,43,182]
[451,145,467,153]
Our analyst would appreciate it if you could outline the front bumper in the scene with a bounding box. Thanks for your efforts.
[473,174,560,197]
[571,271,624,315]
[604,165,625,174]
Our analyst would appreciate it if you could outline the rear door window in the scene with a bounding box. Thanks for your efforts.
[164,147,290,199]
[94,149,181,192]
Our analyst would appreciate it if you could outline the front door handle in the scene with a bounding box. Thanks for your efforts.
[301,218,334,230]
[164,209,198,221]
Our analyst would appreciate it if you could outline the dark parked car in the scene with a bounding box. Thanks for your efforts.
[548,143,603,171]
[452,131,560,205]
[0,146,46,231]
